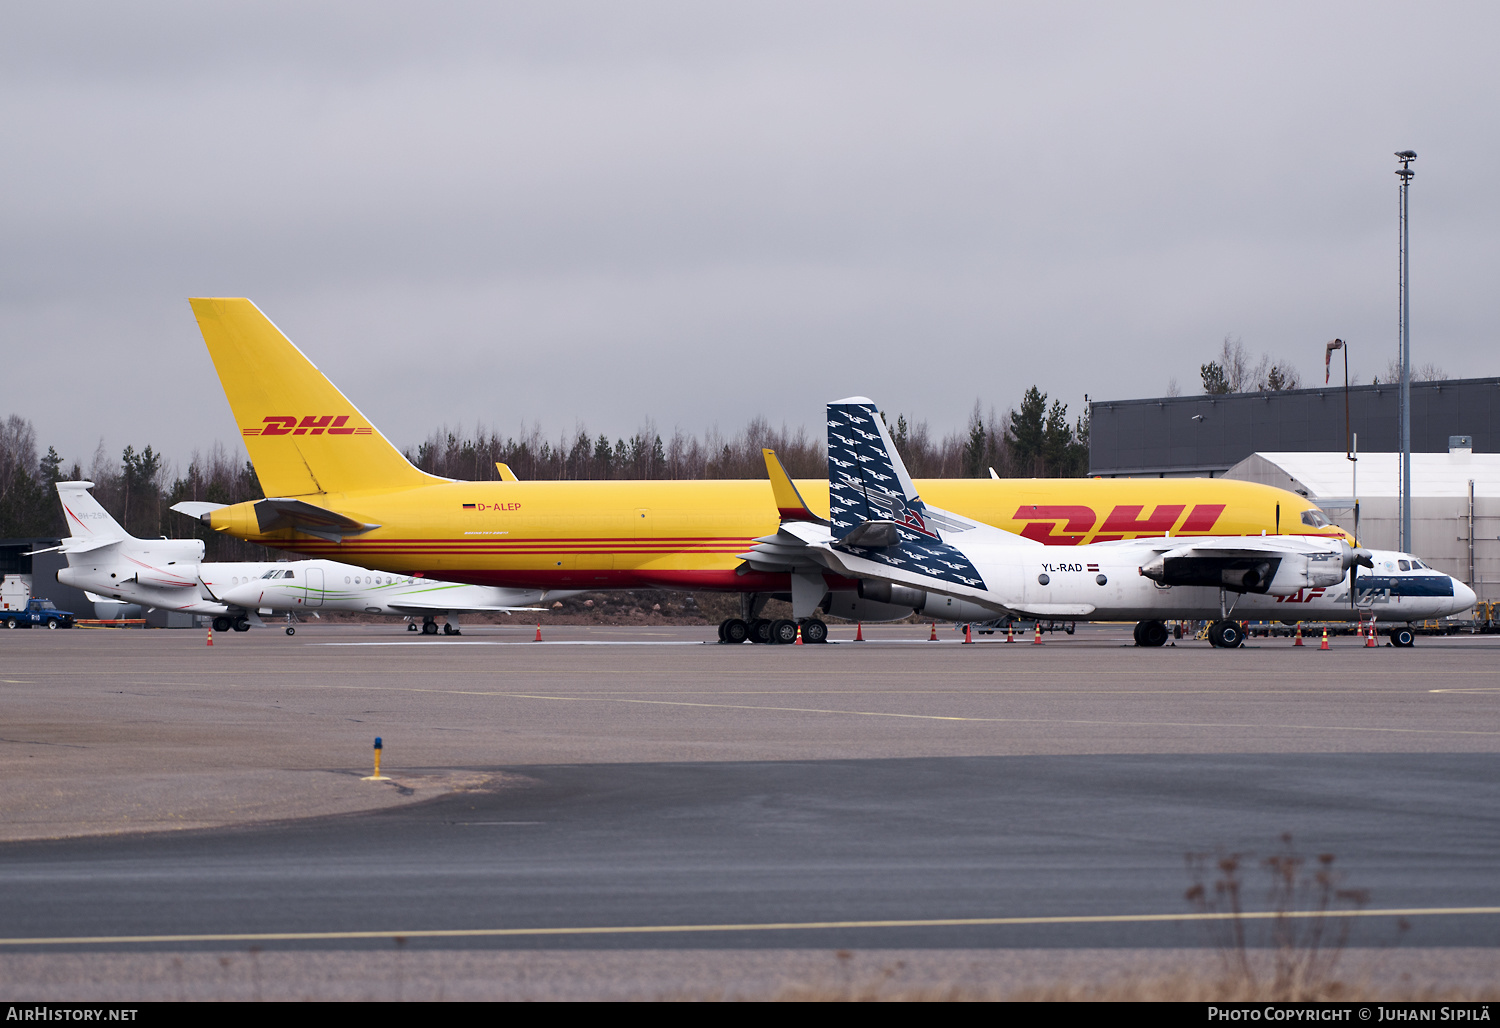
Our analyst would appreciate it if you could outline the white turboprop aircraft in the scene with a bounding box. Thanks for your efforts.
[44,482,573,635]
[736,397,1476,649]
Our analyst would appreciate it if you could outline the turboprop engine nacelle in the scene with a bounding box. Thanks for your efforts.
[1265,544,1364,594]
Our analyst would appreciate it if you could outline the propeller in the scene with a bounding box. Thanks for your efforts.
[1348,501,1373,614]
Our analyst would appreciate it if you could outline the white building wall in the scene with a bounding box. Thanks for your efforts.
[1225,451,1499,603]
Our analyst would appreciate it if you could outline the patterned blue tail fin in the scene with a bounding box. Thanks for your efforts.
[826,397,937,541]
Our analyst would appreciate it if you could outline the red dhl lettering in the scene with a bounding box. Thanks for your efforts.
[1275,587,1327,604]
[1011,503,1226,544]
[243,416,368,437]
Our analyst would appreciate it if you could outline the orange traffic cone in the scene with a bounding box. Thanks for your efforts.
[963,623,974,644]
[534,624,543,642]
[1319,626,1329,650]
[928,622,938,641]
[1032,621,1043,645]
[854,622,864,642]
[1365,621,1377,648]
[1005,621,1014,643]
[795,624,804,645]
[206,628,213,647]
[1293,622,1303,647]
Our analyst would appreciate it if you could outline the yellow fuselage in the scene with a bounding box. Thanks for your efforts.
[209,477,1344,592]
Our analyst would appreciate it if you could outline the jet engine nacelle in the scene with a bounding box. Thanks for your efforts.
[857,580,928,608]
[919,592,1004,623]
[827,588,919,623]
[853,579,999,623]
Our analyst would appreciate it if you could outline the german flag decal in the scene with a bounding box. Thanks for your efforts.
[462,503,477,510]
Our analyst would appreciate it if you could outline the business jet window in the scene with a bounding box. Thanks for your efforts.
[1300,509,1333,528]
[345,577,351,584]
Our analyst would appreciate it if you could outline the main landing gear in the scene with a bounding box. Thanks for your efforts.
[1206,619,1245,648]
[718,617,828,644]
[1133,620,1169,647]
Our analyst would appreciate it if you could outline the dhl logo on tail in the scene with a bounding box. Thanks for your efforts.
[244,415,372,437]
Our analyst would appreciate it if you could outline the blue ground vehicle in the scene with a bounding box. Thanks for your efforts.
[2,598,76,629]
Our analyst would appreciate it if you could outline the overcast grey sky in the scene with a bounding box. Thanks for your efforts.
[3,1,1497,473]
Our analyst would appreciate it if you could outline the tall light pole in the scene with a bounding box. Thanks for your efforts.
[1396,150,1416,553]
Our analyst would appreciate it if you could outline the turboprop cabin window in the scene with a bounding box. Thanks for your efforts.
[1300,509,1332,529]
[1398,560,1410,571]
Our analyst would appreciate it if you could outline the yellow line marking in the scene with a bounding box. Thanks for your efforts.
[2,905,1495,947]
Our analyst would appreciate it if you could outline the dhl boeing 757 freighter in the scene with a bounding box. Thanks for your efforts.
[177,299,1349,636]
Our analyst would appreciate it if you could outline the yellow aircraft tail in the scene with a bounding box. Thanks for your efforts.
[190,298,438,497]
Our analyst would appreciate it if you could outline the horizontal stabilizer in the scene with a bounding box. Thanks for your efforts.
[172,501,226,521]
[254,497,380,543]
[26,537,121,556]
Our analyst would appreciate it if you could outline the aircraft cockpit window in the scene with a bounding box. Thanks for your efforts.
[1300,509,1333,529]
[261,570,276,579]
[284,571,295,579]
[1398,560,1410,571]
[1411,559,1426,570]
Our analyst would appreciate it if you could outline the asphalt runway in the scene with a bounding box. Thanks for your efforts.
[2,622,1498,980]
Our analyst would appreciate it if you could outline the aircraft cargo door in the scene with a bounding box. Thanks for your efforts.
[305,567,323,607]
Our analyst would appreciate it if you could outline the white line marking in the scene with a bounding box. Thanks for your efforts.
[1,905,1494,947]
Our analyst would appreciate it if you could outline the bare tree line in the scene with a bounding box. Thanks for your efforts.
[2,388,1091,546]
[1179,334,1447,396]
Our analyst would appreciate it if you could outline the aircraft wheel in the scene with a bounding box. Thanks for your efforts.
[1210,620,1244,648]
[285,626,295,636]
[1389,626,1415,648]
[750,618,773,644]
[1140,620,1168,647]
[800,619,828,644]
[1132,621,1146,646]
[769,618,799,644]
[443,623,456,636]
[717,619,730,642]
[407,622,419,632]
[721,618,749,644]
[422,621,439,635]
[232,617,251,633]
[213,616,232,633]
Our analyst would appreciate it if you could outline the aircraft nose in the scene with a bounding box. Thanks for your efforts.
[1454,579,1478,612]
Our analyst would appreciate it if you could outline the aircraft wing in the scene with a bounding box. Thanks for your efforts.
[387,602,545,615]
[1139,538,1370,594]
